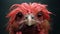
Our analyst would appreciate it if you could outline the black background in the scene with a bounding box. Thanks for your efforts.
[0,0,60,34]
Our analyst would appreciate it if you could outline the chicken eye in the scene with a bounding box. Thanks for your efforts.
[37,12,42,17]
[16,12,23,18]
[15,12,24,20]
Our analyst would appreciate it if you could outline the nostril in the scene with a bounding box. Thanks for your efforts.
[32,16,34,19]
[25,16,34,19]
[25,17,28,19]
[25,14,34,20]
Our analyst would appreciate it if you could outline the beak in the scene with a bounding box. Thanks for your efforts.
[25,14,35,26]
[27,14,32,26]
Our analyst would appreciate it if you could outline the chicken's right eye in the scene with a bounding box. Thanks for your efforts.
[15,12,24,20]
[16,12,23,18]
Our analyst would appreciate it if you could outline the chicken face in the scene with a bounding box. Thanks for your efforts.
[6,3,52,34]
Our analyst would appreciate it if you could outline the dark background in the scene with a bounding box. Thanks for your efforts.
[0,0,60,34]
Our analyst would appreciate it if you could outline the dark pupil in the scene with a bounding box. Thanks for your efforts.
[16,12,23,18]
[37,12,42,17]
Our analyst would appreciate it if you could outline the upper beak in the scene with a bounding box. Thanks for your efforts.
[25,14,35,26]
[27,14,32,26]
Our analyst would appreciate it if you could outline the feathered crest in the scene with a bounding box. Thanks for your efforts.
[6,3,52,24]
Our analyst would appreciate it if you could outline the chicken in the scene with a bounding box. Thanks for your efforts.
[6,3,52,34]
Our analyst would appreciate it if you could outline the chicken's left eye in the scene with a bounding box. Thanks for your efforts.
[37,12,42,17]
